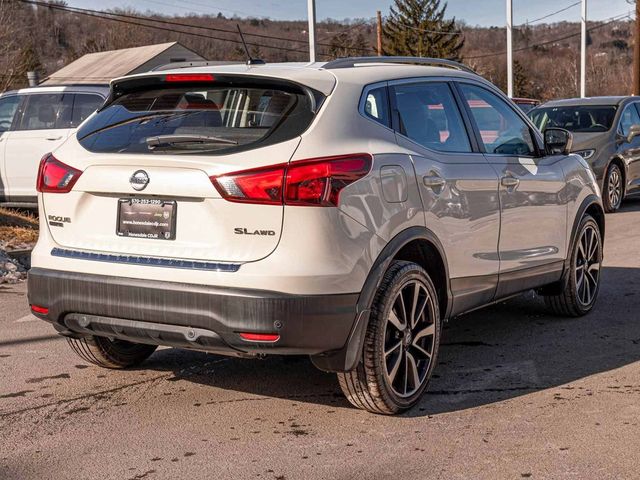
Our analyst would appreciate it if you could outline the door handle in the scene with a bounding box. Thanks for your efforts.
[501,175,520,188]
[46,136,62,141]
[423,175,446,189]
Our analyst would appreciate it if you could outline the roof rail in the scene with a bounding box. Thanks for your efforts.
[322,56,476,74]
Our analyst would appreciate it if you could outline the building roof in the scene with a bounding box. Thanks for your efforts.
[42,42,204,86]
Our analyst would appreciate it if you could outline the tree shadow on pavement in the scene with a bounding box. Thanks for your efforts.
[142,262,640,417]
[142,197,640,416]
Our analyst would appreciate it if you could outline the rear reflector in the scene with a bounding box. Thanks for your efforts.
[210,153,372,207]
[36,153,82,194]
[239,332,280,342]
[165,73,215,82]
[30,305,49,315]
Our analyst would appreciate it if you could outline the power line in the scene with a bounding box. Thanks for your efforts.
[19,0,331,57]
[467,11,633,60]
[24,0,372,53]
[521,1,581,26]
[145,0,272,20]
[396,23,464,36]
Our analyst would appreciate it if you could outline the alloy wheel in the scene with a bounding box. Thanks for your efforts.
[608,167,622,210]
[383,280,436,398]
[575,224,601,306]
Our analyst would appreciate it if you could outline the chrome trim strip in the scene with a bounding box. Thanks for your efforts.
[51,247,240,272]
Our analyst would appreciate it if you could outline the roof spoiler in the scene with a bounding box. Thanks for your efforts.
[322,56,476,74]
[151,60,244,71]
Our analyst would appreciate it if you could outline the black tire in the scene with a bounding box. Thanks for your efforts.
[337,261,441,415]
[544,214,603,317]
[67,336,157,369]
[603,163,623,213]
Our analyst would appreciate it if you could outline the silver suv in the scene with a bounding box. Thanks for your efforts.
[28,57,605,414]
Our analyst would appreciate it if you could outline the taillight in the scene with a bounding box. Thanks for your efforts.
[211,164,286,205]
[36,154,82,194]
[285,154,372,206]
[210,154,372,207]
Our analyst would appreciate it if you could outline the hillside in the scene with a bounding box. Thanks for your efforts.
[0,0,635,100]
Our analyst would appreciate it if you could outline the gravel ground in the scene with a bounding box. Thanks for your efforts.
[0,207,37,284]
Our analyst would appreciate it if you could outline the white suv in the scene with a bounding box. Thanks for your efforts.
[0,85,107,207]
[28,58,605,414]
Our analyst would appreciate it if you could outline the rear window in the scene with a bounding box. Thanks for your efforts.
[77,78,320,155]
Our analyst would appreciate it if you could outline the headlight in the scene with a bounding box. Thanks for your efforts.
[573,149,596,160]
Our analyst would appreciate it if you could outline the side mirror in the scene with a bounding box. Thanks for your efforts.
[627,124,640,144]
[544,128,573,155]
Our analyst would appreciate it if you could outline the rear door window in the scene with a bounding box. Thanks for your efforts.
[392,81,471,153]
[71,94,104,127]
[16,93,73,130]
[0,95,20,132]
[77,79,320,155]
[15,93,76,131]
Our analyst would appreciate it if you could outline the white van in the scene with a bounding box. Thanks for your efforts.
[0,85,108,207]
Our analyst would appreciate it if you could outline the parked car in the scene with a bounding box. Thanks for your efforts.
[28,57,605,414]
[0,85,108,207]
[512,97,540,113]
[529,96,640,212]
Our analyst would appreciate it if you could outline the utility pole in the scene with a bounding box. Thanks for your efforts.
[506,0,513,98]
[307,0,317,63]
[580,0,587,98]
[376,11,383,56]
[634,0,640,95]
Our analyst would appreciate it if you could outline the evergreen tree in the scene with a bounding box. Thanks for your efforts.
[383,0,464,60]
[513,60,532,98]
[328,31,370,59]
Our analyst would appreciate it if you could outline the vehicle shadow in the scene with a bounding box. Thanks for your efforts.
[619,195,640,213]
[144,262,640,417]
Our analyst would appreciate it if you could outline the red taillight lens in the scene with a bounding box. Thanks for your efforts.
[239,332,280,342]
[30,305,49,315]
[285,154,372,206]
[210,154,372,207]
[211,164,286,204]
[36,154,82,194]
[165,73,215,82]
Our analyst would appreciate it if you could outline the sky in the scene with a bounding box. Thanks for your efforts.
[64,0,636,26]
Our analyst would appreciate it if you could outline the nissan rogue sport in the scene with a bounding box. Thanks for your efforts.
[28,57,605,414]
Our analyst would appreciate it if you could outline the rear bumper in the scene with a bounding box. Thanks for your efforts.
[27,268,361,358]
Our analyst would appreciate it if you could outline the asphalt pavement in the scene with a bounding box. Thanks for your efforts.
[1,199,639,480]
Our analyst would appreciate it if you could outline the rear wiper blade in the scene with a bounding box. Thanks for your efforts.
[79,111,202,140]
[146,134,238,149]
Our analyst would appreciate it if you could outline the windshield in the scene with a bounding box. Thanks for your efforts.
[77,80,319,155]
[529,105,617,133]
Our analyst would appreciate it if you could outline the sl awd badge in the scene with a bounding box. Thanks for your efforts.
[234,228,276,236]
[130,170,150,191]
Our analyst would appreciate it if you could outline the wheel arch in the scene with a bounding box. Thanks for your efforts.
[311,226,451,373]
[541,194,604,297]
